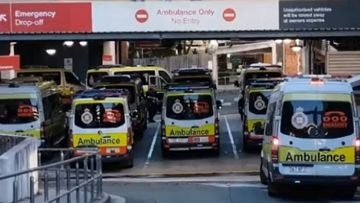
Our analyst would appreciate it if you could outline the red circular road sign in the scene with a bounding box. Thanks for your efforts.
[223,8,236,22]
[135,9,149,23]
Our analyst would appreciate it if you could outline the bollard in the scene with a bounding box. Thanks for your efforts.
[38,151,42,166]
[83,158,88,203]
[90,157,94,202]
[66,165,71,203]
[30,176,35,203]
[44,169,49,201]
[76,161,80,203]
[96,155,101,199]
[60,150,65,170]
[13,177,18,203]
[56,169,60,203]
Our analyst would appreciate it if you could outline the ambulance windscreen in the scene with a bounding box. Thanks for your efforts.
[75,103,125,128]
[281,100,353,138]
[0,98,39,124]
[166,95,213,120]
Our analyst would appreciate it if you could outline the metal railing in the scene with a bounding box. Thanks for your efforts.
[0,148,103,203]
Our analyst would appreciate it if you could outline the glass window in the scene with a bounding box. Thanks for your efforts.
[166,94,213,120]
[159,71,172,83]
[248,91,271,115]
[17,72,61,85]
[87,72,109,87]
[42,93,62,120]
[281,100,354,138]
[65,72,81,85]
[0,98,39,124]
[265,102,276,136]
[75,103,125,128]
[95,85,135,104]
[244,72,282,85]
[114,71,155,84]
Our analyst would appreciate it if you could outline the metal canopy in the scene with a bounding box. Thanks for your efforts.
[1,30,360,41]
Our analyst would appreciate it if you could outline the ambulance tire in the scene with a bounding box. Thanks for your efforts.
[260,161,268,185]
[143,119,148,130]
[242,136,250,153]
[267,182,280,197]
[340,186,356,199]
[212,148,220,157]
[161,145,170,158]
[125,151,134,168]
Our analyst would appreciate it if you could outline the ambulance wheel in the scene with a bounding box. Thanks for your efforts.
[340,186,356,199]
[125,152,134,168]
[260,161,268,185]
[243,137,250,152]
[143,120,148,130]
[161,146,170,158]
[267,182,279,197]
[212,148,220,156]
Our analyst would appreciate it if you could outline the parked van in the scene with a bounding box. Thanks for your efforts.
[161,83,222,157]
[69,89,134,167]
[260,76,359,197]
[0,79,67,148]
[94,75,148,137]
[17,67,85,107]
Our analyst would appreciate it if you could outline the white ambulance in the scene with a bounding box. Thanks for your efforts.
[260,76,360,197]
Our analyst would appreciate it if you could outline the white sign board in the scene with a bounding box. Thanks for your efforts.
[92,0,279,32]
[64,58,73,71]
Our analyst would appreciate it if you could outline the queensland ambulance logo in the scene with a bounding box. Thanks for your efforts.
[172,99,183,114]
[291,107,308,129]
[81,108,93,124]
[254,96,266,111]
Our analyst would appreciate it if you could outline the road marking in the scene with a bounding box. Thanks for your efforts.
[222,102,232,106]
[224,116,239,160]
[202,183,265,188]
[145,123,160,167]
[103,175,260,183]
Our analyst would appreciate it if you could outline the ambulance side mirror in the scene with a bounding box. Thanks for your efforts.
[131,110,139,118]
[216,100,222,110]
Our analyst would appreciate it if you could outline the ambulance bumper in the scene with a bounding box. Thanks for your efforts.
[270,167,360,186]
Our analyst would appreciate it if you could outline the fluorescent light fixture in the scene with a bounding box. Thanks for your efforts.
[46,49,56,56]
[284,39,292,44]
[291,46,302,53]
[79,41,88,46]
[63,41,74,47]
[275,39,283,44]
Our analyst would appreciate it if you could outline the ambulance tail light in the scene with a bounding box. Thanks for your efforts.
[355,138,360,164]
[271,136,279,163]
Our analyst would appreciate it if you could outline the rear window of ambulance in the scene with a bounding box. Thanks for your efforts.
[87,72,108,87]
[281,100,354,138]
[75,102,125,128]
[0,98,39,124]
[166,94,213,120]
[18,72,61,85]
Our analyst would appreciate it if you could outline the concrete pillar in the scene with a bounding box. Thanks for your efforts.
[212,54,218,87]
[271,42,277,64]
[120,41,129,65]
[103,41,116,65]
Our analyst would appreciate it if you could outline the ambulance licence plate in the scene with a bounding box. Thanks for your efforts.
[288,166,310,174]
[106,148,120,153]
[191,137,208,143]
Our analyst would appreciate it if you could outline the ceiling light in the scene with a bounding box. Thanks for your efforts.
[46,49,56,56]
[291,46,302,53]
[79,41,88,47]
[275,39,283,44]
[284,39,292,44]
[63,41,74,47]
